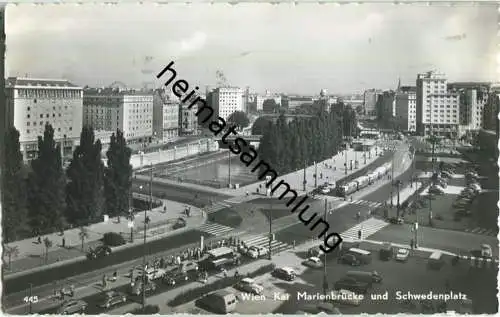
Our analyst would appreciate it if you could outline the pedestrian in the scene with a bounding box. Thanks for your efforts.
[62,237,66,248]
[357,229,362,240]
[38,236,42,244]
[410,239,414,250]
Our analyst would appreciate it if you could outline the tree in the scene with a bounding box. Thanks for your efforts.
[2,127,28,242]
[262,99,279,114]
[78,226,90,251]
[104,129,133,222]
[66,126,105,225]
[43,237,53,263]
[4,245,19,269]
[251,117,272,135]
[27,124,66,235]
[227,111,250,131]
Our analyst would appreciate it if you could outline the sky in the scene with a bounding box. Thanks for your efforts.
[6,3,498,95]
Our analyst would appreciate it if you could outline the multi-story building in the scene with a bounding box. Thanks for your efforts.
[447,82,490,138]
[416,71,460,138]
[287,96,314,109]
[83,88,153,144]
[5,77,83,161]
[484,84,500,134]
[395,86,417,132]
[153,89,179,143]
[211,87,243,120]
[363,89,382,116]
[375,90,395,127]
[178,92,199,136]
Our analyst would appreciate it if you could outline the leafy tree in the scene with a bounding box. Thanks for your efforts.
[66,126,105,225]
[2,127,28,242]
[79,226,90,251]
[262,99,279,114]
[251,117,272,135]
[227,111,250,131]
[43,237,53,264]
[27,124,66,235]
[4,245,19,269]
[104,129,133,222]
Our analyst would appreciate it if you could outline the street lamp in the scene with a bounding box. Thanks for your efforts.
[268,190,274,260]
[395,180,402,218]
[141,163,153,309]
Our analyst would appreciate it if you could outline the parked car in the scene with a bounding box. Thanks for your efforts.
[330,289,363,306]
[130,280,157,296]
[395,248,409,262]
[97,291,127,309]
[271,267,296,281]
[234,277,264,295]
[87,245,112,260]
[429,186,444,195]
[334,277,370,294]
[172,217,187,230]
[338,254,361,266]
[179,261,199,274]
[302,256,323,268]
[58,300,87,314]
[308,245,324,257]
[389,217,404,225]
[163,269,189,286]
[136,267,167,281]
[246,246,268,259]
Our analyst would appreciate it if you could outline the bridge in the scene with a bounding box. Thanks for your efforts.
[214,135,262,142]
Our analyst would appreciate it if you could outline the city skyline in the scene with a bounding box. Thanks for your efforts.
[6,3,497,95]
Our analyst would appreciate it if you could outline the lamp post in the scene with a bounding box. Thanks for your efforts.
[228,148,231,188]
[395,180,402,218]
[322,199,329,301]
[390,145,396,207]
[141,163,153,310]
[303,160,307,192]
[344,145,348,175]
[268,191,273,260]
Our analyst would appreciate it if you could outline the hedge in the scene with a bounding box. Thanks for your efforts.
[168,263,275,307]
[128,304,160,314]
[102,232,126,247]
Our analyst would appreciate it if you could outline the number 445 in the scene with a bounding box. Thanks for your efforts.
[23,296,38,303]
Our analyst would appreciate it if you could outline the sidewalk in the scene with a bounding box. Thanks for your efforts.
[3,200,205,276]
[385,182,423,205]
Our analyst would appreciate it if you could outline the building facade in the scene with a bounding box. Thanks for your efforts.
[5,77,83,161]
[179,102,199,135]
[416,71,460,138]
[483,84,499,135]
[375,90,395,127]
[153,89,179,143]
[395,86,417,132]
[83,88,153,144]
[211,87,243,120]
[363,89,382,116]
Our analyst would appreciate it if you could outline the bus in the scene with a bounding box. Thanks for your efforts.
[200,247,240,271]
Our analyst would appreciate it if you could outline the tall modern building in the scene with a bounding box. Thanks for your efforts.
[152,89,179,143]
[395,86,417,132]
[363,89,382,116]
[415,71,460,137]
[83,88,153,144]
[375,90,396,125]
[5,77,83,161]
[211,87,243,120]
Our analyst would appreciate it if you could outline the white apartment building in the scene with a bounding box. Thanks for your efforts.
[83,88,153,144]
[416,71,460,138]
[395,86,417,132]
[153,89,179,143]
[212,87,243,120]
[5,77,83,161]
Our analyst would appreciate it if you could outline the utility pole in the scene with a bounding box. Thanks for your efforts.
[303,160,306,192]
[390,145,395,207]
[322,199,328,301]
[268,191,273,260]
[344,145,348,175]
[314,161,318,188]
[396,180,401,218]
[28,283,33,314]
[142,163,153,309]
[228,148,231,188]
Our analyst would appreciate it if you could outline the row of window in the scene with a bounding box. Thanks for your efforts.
[27,105,70,112]
[26,127,72,134]
[18,89,81,98]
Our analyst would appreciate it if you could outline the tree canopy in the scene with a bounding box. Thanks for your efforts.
[27,124,66,235]
[2,127,28,242]
[227,111,250,130]
[262,99,279,114]
[104,129,133,220]
[66,126,105,225]
[251,116,273,135]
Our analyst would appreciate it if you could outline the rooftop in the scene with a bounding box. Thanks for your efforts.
[6,77,80,88]
[83,87,153,96]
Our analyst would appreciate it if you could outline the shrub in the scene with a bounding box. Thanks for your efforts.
[168,263,275,307]
[129,304,160,314]
[102,232,126,247]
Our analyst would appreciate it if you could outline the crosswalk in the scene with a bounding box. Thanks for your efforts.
[197,222,235,236]
[204,201,232,214]
[465,227,497,236]
[239,233,292,254]
[340,217,389,241]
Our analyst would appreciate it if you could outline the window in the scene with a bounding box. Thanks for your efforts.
[40,114,43,118]
[27,122,30,126]
[27,114,30,119]
[27,107,31,111]
[27,129,30,134]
